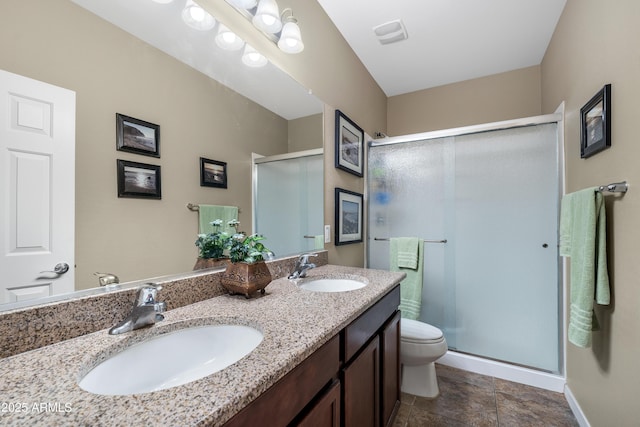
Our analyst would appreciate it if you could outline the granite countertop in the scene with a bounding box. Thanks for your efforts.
[0,265,404,426]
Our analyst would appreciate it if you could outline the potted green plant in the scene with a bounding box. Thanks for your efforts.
[220,232,272,298]
[193,219,236,270]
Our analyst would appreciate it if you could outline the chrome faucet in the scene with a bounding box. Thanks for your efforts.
[288,253,318,279]
[95,272,119,287]
[108,283,166,335]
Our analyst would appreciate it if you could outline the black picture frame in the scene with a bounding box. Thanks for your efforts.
[116,113,160,158]
[117,159,161,199]
[335,187,363,245]
[335,110,364,177]
[580,84,611,158]
[200,157,228,189]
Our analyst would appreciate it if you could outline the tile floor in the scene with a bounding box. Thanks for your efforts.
[393,364,579,427]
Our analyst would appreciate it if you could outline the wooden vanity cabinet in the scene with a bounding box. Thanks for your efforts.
[223,285,400,427]
[342,286,400,427]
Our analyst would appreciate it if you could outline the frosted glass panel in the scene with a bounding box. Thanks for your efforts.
[368,123,560,373]
[255,154,323,257]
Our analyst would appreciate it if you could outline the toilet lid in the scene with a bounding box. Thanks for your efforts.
[400,318,444,344]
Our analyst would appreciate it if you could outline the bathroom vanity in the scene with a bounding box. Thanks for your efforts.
[0,264,404,426]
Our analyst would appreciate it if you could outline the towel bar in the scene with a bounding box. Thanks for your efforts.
[597,181,628,193]
[187,203,241,213]
[373,237,447,244]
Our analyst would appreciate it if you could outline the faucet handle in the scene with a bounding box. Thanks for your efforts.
[136,283,163,305]
[299,252,318,263]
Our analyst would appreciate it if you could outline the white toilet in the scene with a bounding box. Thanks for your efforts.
[400,318,448,398]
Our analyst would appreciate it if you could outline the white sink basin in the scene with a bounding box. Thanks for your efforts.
[299,278,366,293]
[79,324,263,395]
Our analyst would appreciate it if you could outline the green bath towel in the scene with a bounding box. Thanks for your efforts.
[198,205,239,234]
[559,187,610,348]
[390,237,424,320]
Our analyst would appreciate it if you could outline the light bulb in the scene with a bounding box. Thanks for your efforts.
[215,24,245,51]
[252,0,281,34]
[182,0,216,31]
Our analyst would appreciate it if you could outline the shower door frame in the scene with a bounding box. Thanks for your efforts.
[367,112,567,389]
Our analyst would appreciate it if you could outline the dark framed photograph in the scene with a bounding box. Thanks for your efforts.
[200,157,228,188]
[117,159,161,199]
[580,84,611,158]
[116,113,160,158]
[335,187,363,245]
[335,110,364,177]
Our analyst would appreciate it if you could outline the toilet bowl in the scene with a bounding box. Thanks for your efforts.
[400,318,448,398]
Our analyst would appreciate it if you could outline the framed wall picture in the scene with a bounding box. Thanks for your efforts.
[117,159,161,199]
[580,84,611,158]
[335,110,364,177]
[200,157,228,188]
[116,113,160,158]
[335,187,363,245]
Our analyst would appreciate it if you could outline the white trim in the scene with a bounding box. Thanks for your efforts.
[369,113,563,147]
[439,351,566,392]
[564,384,590,427]
[252,148,323,164]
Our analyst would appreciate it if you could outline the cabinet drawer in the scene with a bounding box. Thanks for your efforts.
[224,335,340,427]
[343,285,400,362]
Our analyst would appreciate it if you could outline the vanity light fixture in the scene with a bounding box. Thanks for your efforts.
[242,44,268,67]
[215,24,245,51]
[252,0,282,34]
[224,0,305,54]
[277,9,303,54]
[182,0,216,31]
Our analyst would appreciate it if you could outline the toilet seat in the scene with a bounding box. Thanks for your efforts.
[401,318,444,344]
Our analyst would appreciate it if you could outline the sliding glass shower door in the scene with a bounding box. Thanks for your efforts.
[368,123,561,373]
[254,151,323,258]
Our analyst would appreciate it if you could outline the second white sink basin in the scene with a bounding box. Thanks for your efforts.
[299,278,366,293]
[79,324,263,395]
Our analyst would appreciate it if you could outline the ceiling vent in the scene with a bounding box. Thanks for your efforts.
[372,19,408,45]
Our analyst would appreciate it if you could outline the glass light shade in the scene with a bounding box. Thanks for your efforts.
[277,20,304,53]
[242,44,268,67]
[182,0,216,31]
[226,0,257,10]
[215,25,245,51]
[252,0,282,34]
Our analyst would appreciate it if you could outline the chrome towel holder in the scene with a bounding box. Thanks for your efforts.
[598,181,628,193]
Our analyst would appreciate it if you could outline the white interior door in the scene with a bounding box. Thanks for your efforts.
[0,69,75,304]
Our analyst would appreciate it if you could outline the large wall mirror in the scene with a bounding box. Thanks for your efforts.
[0,0,324,310]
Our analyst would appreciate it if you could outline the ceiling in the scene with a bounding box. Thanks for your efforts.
[317,0,567,97]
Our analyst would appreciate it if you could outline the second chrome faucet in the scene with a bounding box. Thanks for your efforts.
[288,253,318,279]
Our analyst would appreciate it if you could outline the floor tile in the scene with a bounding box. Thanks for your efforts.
[397,365,578,427]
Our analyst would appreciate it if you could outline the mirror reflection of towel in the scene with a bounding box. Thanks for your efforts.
[198,205,238,234]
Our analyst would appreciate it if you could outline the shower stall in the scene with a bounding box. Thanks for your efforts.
[367,115,564,379]
[253,149,324,258]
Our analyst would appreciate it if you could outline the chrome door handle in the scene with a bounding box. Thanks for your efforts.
[41,263,70,275]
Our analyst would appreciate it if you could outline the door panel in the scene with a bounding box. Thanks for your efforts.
[0,69,75,304]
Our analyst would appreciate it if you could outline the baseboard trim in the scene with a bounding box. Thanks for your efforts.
[564,384,590,427]
[438,351,565,392]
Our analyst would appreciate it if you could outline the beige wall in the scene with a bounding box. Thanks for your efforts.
[0,0,289,289]
[288,113,323,152]
[387,66,542,135]
[541,1,640,425]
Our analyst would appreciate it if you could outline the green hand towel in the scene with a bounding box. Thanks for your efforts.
[390,237,424,320]
[198,205,239,234]
[559,187,610,348]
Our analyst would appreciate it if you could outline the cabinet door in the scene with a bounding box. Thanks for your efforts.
[343,336,380,427]
[381,312,400,427]
[296,380,341,427]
